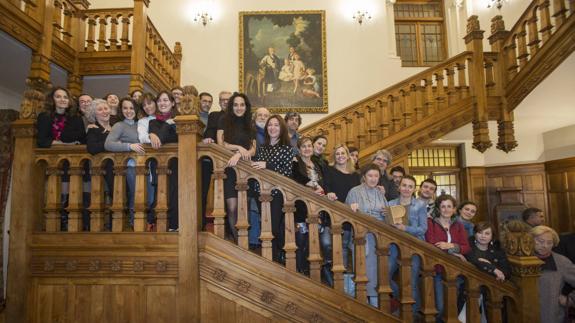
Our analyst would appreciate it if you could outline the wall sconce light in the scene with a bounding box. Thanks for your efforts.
[487,0,507,10]
[352,11,371,25]
[194,12,213,26]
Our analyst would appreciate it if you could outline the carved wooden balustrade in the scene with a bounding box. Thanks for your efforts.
[0,0,182,95]
[199,143,524,323]
[34,145,177,233]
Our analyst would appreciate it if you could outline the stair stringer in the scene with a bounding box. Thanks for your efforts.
[199,233,397,323]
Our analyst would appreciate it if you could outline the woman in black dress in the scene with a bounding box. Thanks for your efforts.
[217,92,256,241]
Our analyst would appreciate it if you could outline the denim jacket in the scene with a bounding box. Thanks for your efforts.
[388,197,428,241]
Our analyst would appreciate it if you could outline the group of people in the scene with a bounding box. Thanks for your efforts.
[36,86,574,322]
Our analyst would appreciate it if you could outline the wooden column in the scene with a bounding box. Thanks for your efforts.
[235,178,250,249]
[465,16,492,153]
[89,165,104,232]
[283,202,298,272]
[421,262,438,323]
[133,158,147,232]
[129,0,149,92]
[211,167,226,238]
[175,88,202,322]
[399,253,415,322]
[259,191,274,261]
[376,244,392,314]
[155,162,169,232]
[331,223,345,292]
[173,41,182,86]
[111,164,126,232]
[354,227,368,304]
[307,211,323,283]
[67,163,84,232]
[68,0,90,96]
[6,84,48,319]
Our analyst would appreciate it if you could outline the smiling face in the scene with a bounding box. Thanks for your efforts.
[460,203,478,221]
[475,227,493,246]
[106,94,119,108]
[131,90,142,102]
[313,138,327,156]
[78,95,92,115]
[95,102,110,124]
[372,154,389,171]
[286,116,300,132]
[420,182,437,200]
[349,150,359,165]
[142,99,157,116]
[439,199,456,219]
[299,139,313,159]
[399,178,416,199]
[334,147,349,166]
[266,117,281,142]
[232,96,246,117]
[121,100,136,120]
[157,93,174,114]
[364,169,381,188]
[200,94,213,113]
[171,89,183,104]
[53,89,70,110]
[255,108,270,128]
[219,92,231,110]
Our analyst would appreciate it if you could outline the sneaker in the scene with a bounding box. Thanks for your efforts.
[168,228,179,232]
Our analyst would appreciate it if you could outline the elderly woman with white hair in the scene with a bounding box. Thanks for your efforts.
[531,225,575,322]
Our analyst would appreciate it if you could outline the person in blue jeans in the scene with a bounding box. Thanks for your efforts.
[387,175,428,313]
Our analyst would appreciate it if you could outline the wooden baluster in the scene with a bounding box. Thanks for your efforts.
[62,7,72,44]
[457,62,469,99]
[211,168,226,238]
[391,95,402,133]
[345,115,355,148]
[367,104,378,145]
[52,0,63,39]
[86,17,97,51]
[445,66,457,105]
[484,59,496,96]
[353,227,368,304]
[307,211,323,283]
[399,252,415,322]
[109,16,119,50]
[283,202,298,272]
[435,72,446,111]
[424,76,435,115]
[120,16,130,50]
[331,223,345,292]
[552,0,567,27]
[516,24,529,69]
[331,123,341,147]
[259,191,274,261]
[527,13,541,56]
[133,160,147,232]
[355,110,366,149]
[421,262,438,322]
[466,281,482,323]
[111,164,126,232]
[505,41,519,80]
[89,165,104,232]
[155,164,169,232]
[235,179,249,249]
[376,243,392,313]
[44,167,60,232]
[67,163,84,232]
[403,87,414,128]
[397,91,406,131]
[98,16,108,51]
[414,84,425,122]
[444,272,460,323]
[381,99,391,138]
[486,291,504,323]
[339,117,348,147]
[538,0,553,43]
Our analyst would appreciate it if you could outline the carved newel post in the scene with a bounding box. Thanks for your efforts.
[175,85,202,321]
[489,15,518,153]
[465,16,492,153]
[504,222,543,322]
[7,77,51,321]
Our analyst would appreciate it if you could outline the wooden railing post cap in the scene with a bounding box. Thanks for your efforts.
[70,0,90,9]
[508,255,544,277]
[488,15,510,44]
[465,15,484,43]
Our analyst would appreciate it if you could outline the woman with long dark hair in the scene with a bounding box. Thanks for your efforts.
[217,92,256,240]
[37,86,85,148]
[252,114,296,264]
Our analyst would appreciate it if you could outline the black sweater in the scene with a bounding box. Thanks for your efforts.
[86,123,110,155]
[465,239,512,279]
[149,119,178,144]
[36,112,86,148]
[323,166,361,203]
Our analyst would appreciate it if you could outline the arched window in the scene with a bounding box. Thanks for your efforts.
[394,0,447,67]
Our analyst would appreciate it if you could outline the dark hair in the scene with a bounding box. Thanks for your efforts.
[170,86,184,93]
[348,146,359,154]
[522,207,542,222]
[118,97,138,121]
[297,136,312,148]
[284,112,302,126]
[473,221,494,235]
[45,86,75,117]
[130,89,143,97]
[390,165,406,176]
[138,92,156,117]
[433,194,457,217]
[360,163,381,178]
[223,92,254,149]
[263,115,290,146]
[104,93,118,101]
[78,93,92,99]
[155,91,177,118]
[400,175,417,187]
[457,200,478,214]
[420,178,438,191]
[312,135,327,144]
[199,92,213,100]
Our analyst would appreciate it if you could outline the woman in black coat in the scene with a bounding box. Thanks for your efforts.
[37,86,85,148]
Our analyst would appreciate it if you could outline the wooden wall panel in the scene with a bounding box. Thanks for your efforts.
[146,285,177,323]
[201,284,273,323]
[461,167,489,223]
[546,157,575,233]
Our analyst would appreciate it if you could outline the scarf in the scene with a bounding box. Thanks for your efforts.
[51,113,67,141]
[156,112,172,122]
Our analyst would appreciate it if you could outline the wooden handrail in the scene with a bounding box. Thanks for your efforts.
[198,143,519,321]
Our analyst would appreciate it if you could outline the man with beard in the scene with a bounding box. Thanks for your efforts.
[254,107,270,147]
[417,178,437,217]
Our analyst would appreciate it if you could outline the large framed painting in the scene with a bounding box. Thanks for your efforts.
[239,11,327,113]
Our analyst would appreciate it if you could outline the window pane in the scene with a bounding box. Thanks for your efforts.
[395,23,418,66]
[395,2,442,18]
[421,23,445,65]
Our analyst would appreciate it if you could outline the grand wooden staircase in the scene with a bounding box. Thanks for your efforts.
[301,0,575,163]
[4,0,574,322]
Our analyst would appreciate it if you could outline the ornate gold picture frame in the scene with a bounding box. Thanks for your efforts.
[239,11,328,113]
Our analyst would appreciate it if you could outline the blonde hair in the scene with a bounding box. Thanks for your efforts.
[330,144,355,173]
[530,225,560,246]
